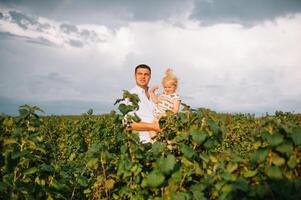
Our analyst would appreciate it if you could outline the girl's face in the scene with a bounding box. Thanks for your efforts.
[163,80,177,94]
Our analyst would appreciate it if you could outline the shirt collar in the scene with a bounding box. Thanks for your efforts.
[163,91,176,95]
[135,85,149,93]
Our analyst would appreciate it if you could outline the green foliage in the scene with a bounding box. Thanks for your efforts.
[0,94,301,199]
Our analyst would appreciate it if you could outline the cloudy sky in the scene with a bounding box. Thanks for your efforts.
[0,0,301,116]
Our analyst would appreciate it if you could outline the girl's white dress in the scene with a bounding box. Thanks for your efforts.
[153,92,180,119]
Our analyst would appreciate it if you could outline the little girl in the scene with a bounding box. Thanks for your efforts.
[149,69,181,140]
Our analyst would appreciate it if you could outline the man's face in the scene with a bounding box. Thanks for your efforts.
[135,68,151,88]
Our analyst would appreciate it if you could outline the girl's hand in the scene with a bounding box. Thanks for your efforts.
[151,84,159,93]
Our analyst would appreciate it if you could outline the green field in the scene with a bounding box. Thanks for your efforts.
[1,99,301,199]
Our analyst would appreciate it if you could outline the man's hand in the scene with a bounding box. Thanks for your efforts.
[153,121,161,132]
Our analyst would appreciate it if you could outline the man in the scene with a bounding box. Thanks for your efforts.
[128,64,160,143]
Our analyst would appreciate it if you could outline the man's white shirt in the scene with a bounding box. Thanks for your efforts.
[129,85,155,143]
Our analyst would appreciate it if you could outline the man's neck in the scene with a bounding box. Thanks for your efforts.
[137,85,150,99]
[137,85,148,91]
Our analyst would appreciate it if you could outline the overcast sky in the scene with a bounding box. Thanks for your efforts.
[0,0,301,116]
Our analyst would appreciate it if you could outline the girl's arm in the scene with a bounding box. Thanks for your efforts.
[172,100,181,114]
[150,85,160,104]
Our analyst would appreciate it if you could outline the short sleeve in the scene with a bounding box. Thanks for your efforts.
[172,93,180,101]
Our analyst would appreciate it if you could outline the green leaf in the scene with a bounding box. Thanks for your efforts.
[69,152,76,161]
[31,105,44,113]
[104,179,115,190]
[11,150,28,159]
[51,180,66,191]
[19,108,29,118]
[250,148,268,163]
[261,131,270,140]
[132,113,141,122]
[151,141,166,156]
[18,104,44,117]
[203,139,217,149]
[190,184,206,200]
[118,103,135,115]
[271,153,285,166]
[181,157,194,167]
[146,170,165,188]
[180,144,196,159]
[3,117,14,127]
[199,153,209,162]
[233,178,249,192]
[40,164,54,173]
[290,127,301,145]
[159,154,176,175]
[170,192,191,200]
[3,138,17,146]
[87,108,93,115]
[221,172,234,181]
[221,183,233,195]
[225,162,238,173]
[77,176,89,187]
[287,155,297,169]
[178,112,189,124]
[123,90,140,106]
[23,167,38,175]
[275,141,293,156]
[169,170,182,184]
[190,128,207,145]
[243,169,257,178]
[267,133,284,146]
[86,158,99,170]
[265,166,283,179]
[208,121,221,136]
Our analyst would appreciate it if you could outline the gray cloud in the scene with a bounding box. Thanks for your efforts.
[68,39,84,48]
[0,31,57,47]
[0,36,130,110]
[45,72,71,83]
[9,10,38,29]
[191,0,301,25]
[0,31,28,39]
[8,10,51,31]
[59,23,106,47]
[0,12,3,19]
[23,72,75,98]
[60,23,78,34]
[1,2,300,116]
[1,0,301,27]
[0,10,108,48]
[25,37,57,47]
[80,30,105,43]
[0,0,192,27]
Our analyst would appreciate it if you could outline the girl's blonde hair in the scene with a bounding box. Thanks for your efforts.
[162,68,178,88]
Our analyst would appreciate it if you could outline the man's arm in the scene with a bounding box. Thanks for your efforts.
[131,121,160,132]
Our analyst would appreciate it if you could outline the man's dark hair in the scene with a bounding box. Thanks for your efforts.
[135,64,151,74]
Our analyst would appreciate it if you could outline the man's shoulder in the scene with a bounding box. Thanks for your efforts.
[130,86,138,94]
[130,85,142,94]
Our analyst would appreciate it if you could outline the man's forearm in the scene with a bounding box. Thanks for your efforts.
[131,121,159,131]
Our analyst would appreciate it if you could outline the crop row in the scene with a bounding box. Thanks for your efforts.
[1,97,301,199]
